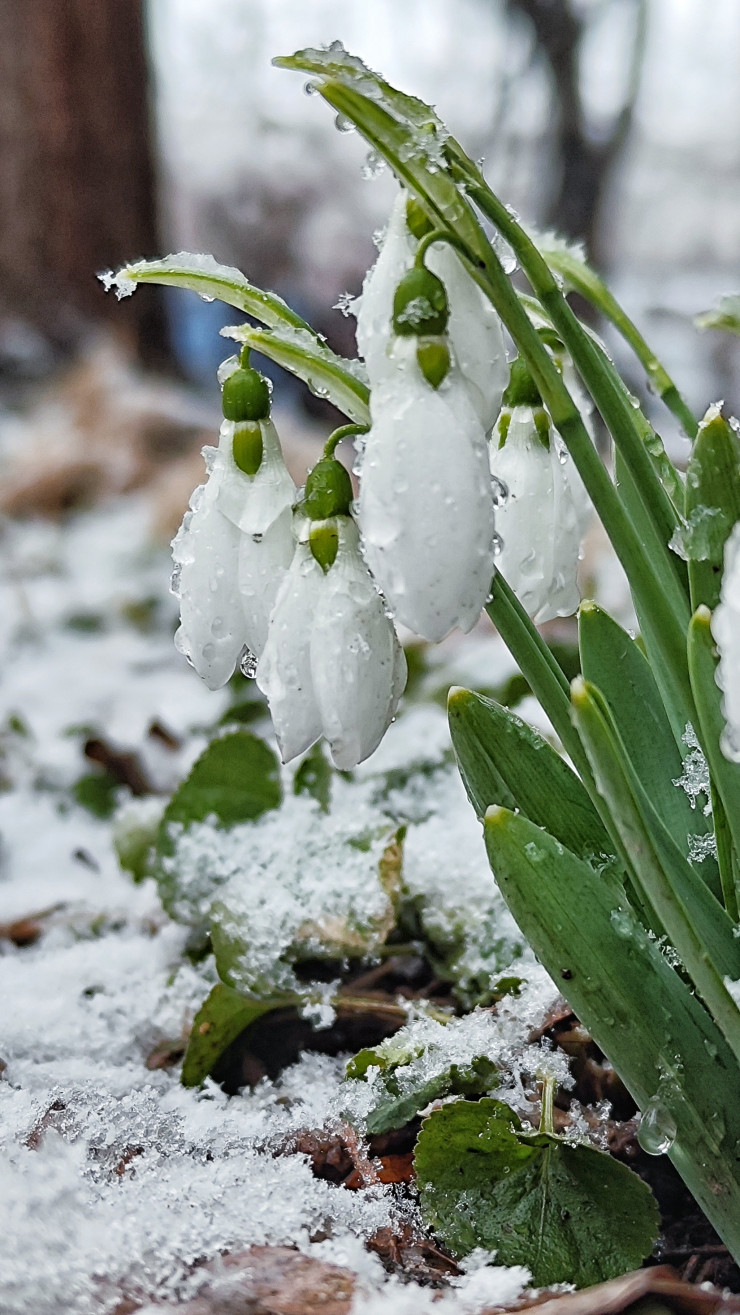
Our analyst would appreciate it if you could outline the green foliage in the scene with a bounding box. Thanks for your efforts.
[415,1099,659,1286]
[73,771,119,819]
[293,742,333,813]
[345,1036,497,1135]
[182,984,292,1087]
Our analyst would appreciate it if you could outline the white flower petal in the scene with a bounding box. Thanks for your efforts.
[355,191,415,381]
[359,339,496,641]
[712,522,740,761]
[311,519,407,769]
[237,505,296,657]
[215,418,296,535]
[171,470,245,690]
[490,407,590,623]
[427,241,508,432]
[256,534,324,763]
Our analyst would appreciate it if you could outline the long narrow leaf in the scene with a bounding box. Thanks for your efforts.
[579,602,718,897]
[448,687,611,862]
[222,322,370,425]
[571,678,740,1063]
[484,804,740,1259]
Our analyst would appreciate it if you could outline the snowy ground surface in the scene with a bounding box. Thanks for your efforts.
[0,408,582,1313]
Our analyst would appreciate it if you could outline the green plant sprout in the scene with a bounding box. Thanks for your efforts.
[103,42,740,1279]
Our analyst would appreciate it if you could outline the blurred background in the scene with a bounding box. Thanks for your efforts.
[0,0,739,518]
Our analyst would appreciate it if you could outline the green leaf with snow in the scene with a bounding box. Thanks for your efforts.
[683,405,740,612]
[414,1098,659,1286]
[222,322,369,426]
[210,820,404,997]
[154,731,282,922]
[346,1032,497,1135]
[100,252,314,335]
[182,983,293,1088]
[695,294,740,337]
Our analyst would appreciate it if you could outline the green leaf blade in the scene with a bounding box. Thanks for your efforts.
[448,686,611,863]
[181,984,290,1087]
[415,1098,658,1286]
[482,803,740,1257]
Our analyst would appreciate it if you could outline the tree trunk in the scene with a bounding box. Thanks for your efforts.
[0,0,168,365]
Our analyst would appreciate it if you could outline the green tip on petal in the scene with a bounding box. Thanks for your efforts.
[222,367,271,422]
[393,266,449,337]
[309,519,339,572]
[533,407,551,449]
[405,196,434,241]
[232,421,264,476]
[416,337,450,389]
[495,411,512,449]
[303,456,353,520]
[502,356,542,409]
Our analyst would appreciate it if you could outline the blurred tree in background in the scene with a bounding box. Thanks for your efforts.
[0,0,168,373]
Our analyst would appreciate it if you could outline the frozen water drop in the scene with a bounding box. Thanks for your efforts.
[169,564,182,598]
[637,1098,676,1156]
[239,645,258,679]
[491,531,504,557]
[199,294,215,303]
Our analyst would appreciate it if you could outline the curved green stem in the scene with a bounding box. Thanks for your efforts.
[541,244,698,440]
[324,423,369,458]
[415,227,469,268]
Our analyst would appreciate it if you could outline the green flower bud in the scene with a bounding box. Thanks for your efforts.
[502,356,542,409]
[309,518,339,572]
[392,265,449,337]
[416,336,450,389]
[222,367,271,422]
[405,196,433,240]
[232,421,264,476]
[303,456,353,520]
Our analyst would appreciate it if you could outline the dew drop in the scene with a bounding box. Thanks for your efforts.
[637,1098,677,1155]
[239,645,258,679]
[491,531,504,557]
[334,114,354,133]
[491,476,509,508]
[304,81,318,96]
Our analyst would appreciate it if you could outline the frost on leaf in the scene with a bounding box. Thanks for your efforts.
[415,1098,659,1287]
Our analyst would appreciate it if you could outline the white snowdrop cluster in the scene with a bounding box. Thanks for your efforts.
[172,188,593,766]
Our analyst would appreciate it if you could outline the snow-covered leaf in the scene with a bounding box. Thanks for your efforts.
[415,1098,659,1285]
[222,322,369,425]
[346,1031,497,1135]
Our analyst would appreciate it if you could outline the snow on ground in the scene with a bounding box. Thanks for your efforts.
[0,458,562,1312]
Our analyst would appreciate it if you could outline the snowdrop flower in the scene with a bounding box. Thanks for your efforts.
[712,521,740,761]
[356,189,507,429]
[172,355,295,689]
[359,282,496,641]
[489,359,591,624]
[257,444,406,768]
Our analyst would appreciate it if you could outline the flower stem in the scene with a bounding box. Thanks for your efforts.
[540,244,699,440]
[324,423,369,458]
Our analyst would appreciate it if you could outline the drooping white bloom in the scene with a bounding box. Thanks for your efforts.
[355,189,507,429]
[712,522,740,761]
[359,337,496,642]
[172,418,295,689]
[257,517,406,769]
[489,405,591,623]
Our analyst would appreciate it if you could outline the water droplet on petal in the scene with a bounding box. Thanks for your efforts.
[491,476,509,508]
[304,81,318,96]
[492,531,504,557]
[239,645,258,679]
